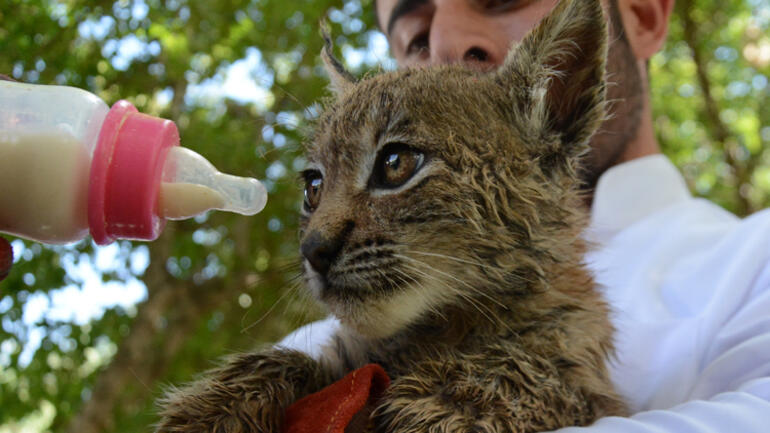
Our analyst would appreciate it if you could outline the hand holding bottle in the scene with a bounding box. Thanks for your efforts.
[0,79,269,283]
[0,237,10,282]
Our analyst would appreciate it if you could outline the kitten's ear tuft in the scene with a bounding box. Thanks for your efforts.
[496,0,608,153]
[320,21,357,95]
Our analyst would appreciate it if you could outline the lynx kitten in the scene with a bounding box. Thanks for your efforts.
[157,0,628,431]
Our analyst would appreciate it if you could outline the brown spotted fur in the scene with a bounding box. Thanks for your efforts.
[156,0,628,431]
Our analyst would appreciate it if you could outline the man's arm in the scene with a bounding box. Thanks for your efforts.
[553,383,770,432]
[552,282,770,432]
[553,203,770,433]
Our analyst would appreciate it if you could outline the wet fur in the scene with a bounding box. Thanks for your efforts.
[156,0,628,431]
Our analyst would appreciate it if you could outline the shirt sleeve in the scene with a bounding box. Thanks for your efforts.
[551,267,770,433]
[552,379,770,433]
[277,316,340,359]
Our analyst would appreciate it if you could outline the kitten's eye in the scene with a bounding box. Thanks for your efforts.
[303,171,323,212]
[372,143,425,189]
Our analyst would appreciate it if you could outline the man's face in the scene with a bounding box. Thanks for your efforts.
[377,0,644,187]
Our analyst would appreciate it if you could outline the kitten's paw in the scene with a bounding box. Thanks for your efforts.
[155,380,285,433]
[155,350,321,433]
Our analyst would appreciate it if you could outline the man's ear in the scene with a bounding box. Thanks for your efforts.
[495,0,608,156]
[320,21,357,96]
[617,0,673,60]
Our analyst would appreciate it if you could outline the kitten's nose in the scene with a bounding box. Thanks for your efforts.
[301,224,352,274]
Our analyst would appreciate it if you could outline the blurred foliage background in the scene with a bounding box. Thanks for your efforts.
[0,0,768,432]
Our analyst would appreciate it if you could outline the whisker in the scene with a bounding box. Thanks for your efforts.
[407,249,501,272]
[406,248,537,288]
[282,283,321,331]
[391,267,447,321]
[399,262,496,326]
[395,254,508,310]
[241,282,300,334]
[397,257,516,333]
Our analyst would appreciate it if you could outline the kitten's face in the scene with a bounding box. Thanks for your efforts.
[301,70,528,337]
[300,0,607,338]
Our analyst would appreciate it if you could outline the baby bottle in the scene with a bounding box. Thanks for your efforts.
[0,81,267,245]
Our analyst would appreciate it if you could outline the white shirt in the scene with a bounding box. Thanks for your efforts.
[280,155,770,433]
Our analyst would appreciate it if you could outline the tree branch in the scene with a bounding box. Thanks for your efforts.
[678,0,754,215]
[65,231,255,433]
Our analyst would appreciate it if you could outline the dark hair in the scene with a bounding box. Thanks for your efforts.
[372,0,627,39]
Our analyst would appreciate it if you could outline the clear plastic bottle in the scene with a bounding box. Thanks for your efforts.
[0,81,267,245]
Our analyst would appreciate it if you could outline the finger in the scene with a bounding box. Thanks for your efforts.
[0,237,12,282]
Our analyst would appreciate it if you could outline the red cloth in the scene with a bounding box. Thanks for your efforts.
[284,364,390,433]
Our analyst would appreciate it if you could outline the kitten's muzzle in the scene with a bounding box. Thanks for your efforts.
[301,223,353,275]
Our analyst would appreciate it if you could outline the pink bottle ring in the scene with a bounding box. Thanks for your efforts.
[88,100,179,245]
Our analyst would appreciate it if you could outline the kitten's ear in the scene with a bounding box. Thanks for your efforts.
[320,21,357,95]
[495,0,608,153]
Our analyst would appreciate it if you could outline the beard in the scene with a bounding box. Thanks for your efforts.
[579,0,645,190]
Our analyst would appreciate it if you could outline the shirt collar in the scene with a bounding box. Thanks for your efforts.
[587,154,691,243]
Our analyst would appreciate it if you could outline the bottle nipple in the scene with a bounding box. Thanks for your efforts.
[159,146,267,220]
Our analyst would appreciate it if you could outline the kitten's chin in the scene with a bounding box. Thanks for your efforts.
[303,261,433,339]
[332,292,429,339]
